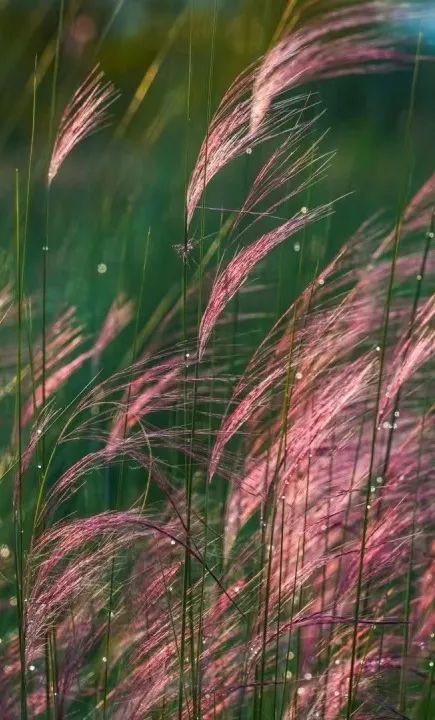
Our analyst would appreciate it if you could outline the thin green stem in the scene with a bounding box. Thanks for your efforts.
[345,33,422,719]
[14,168,28,720]
[178,3,194,715]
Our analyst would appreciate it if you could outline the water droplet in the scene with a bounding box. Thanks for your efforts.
[376,476,383,484]
[335,659,340,665]
[427,231,434,239]
[318,277,325,286]
[416,274,422,281]
[29,664,36,672]
[102,656,107,663]
[429,660,434,668]
[300,206,308,215]
[297,687,306,696]
[394,411,400,418]
[37,463,42,470]
[0,545,10,559]
[9,597,17,607]
[375,346,381,352]
[97,263,107,274]
[293,242,301,252]
[286,670,293,679]
[246,147,252,155]
[42,246,49,252]
[304,672,312,680]
[295,371,303,380]
[170,539,176,546]
[366,504,371,510]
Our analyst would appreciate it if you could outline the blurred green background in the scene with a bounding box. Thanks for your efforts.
[1,0,435,384]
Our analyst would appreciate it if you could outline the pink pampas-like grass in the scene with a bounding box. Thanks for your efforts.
[186,2,424,226]
[48,65,119,186]
[2,4,434,719]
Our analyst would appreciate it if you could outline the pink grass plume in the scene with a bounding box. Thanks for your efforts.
[48,65,119,186]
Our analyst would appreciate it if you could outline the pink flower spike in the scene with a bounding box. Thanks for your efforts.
[48,65,119,186]
[198,204,331,359]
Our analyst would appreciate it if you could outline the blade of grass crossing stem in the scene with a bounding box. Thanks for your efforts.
[345,33,423,719]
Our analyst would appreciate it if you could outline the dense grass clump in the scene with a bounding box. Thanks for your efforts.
[0,2,433,718]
